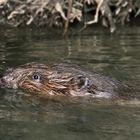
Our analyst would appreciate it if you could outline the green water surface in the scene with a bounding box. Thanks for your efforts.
[0,25,140,140]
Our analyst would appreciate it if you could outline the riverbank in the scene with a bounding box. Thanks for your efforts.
[0,0,140,33]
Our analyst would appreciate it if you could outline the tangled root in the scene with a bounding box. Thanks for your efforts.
[0,0,139,33]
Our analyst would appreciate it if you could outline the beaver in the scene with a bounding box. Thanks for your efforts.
[0,62,129,99]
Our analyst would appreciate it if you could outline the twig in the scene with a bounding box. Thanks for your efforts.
[63,0,72,35]
[0,0,7,5]
[85,0,104,25]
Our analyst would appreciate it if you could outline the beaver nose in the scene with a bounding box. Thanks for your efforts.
[0,77,5,87]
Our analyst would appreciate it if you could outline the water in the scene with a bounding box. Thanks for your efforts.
[0,25,140,140]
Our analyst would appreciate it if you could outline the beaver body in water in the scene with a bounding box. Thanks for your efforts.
[0,62,129,99]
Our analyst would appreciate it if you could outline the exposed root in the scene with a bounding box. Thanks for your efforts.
[0,0,139,33]
[85,0,104,25]
[63,0,72,35]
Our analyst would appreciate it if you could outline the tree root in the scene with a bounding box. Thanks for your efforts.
[0,0,139,33]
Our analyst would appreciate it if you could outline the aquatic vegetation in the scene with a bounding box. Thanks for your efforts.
[0,0,139,32]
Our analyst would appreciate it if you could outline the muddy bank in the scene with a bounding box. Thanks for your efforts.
[0,0,140,33]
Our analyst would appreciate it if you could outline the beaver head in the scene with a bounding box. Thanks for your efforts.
[0,62,123,98]
[0,63,54,94]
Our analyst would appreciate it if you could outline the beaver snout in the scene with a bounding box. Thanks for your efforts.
[0,77,6,87]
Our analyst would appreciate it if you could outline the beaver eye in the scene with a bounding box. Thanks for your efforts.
[32,74,40,81]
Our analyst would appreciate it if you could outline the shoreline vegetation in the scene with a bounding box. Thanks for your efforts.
[0,0,140,33]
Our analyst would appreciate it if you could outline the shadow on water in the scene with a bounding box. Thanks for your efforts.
[0,25,140,140]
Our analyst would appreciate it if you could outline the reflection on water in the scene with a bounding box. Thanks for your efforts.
[0,26,140,140]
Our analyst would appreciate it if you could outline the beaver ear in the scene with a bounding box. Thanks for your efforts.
[76,76,90,90]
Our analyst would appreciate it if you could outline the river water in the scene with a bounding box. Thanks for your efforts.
[0,25,140,140]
